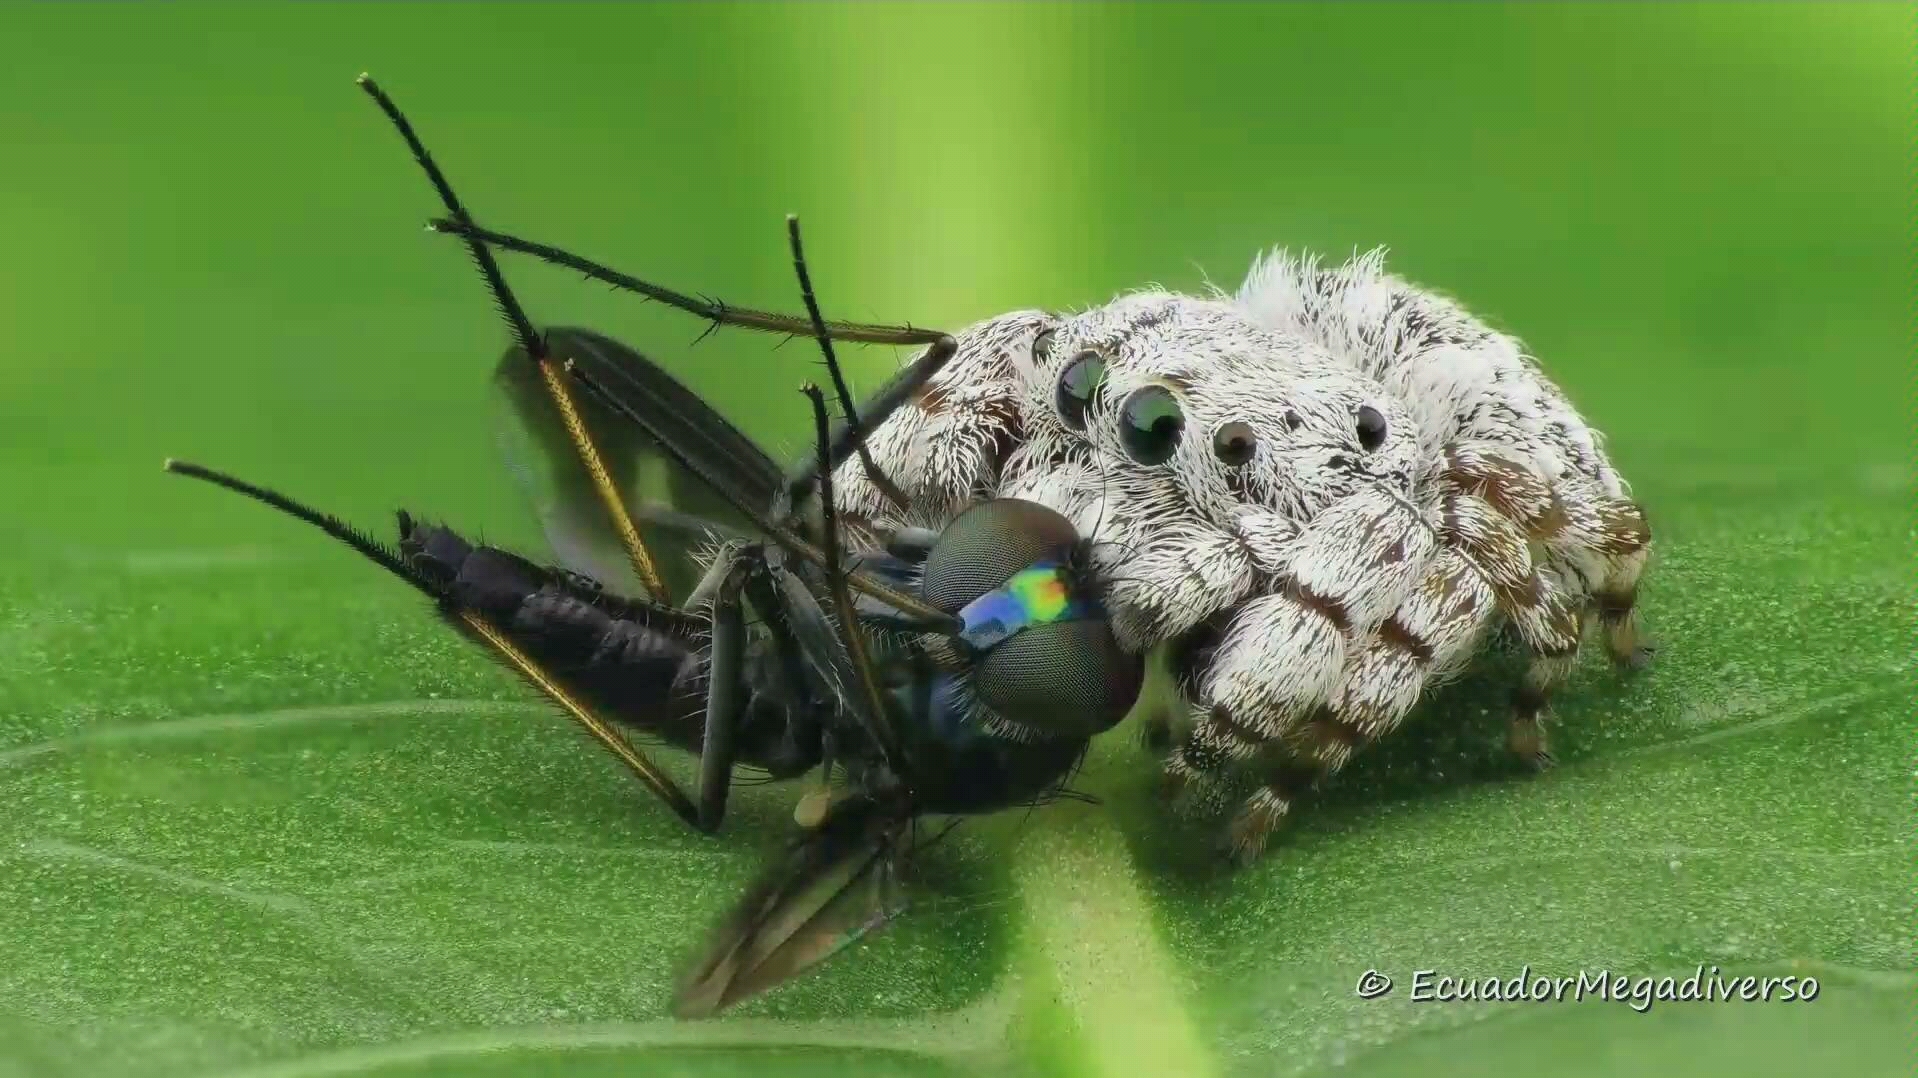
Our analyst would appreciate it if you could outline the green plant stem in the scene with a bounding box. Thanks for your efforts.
[1013,796,1216,1078]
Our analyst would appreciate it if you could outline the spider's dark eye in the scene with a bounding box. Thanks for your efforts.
[1032,328,1056,365]
[1212,420,1257,467]
[1055,349,1105,431]
[1118,385,1184,465]
[1356,404,1388,452]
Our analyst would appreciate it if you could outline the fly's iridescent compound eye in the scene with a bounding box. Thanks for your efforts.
[1118,385,1184,465]
[1356,404,1388,452]
[1055,349,1106,431]
[1212,420,1257,467]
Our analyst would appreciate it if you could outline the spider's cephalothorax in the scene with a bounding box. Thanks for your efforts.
[827,249,1655,863]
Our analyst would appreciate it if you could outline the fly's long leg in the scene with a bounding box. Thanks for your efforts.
[357,74,672,603]
[429,217,947,346]
[457,609,701,825]
[162,458,706,827]
[784,214,908,513]
[800,383,907,775]
[427,216,963,515]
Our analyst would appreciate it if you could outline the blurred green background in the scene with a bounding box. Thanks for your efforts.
[0,4,1907,1078]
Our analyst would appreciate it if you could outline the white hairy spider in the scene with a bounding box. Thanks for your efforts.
[832,248,1653,862]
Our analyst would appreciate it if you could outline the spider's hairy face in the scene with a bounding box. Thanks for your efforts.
[1020,292,1420,525]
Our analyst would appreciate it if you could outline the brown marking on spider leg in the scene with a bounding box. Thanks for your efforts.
[1442,492,1586,661]
[1443,445,1567,538]
[1595,544,1655,670]
[1508,683,1552,769]
[1294,706,1368,772]
[1377,615,1436,664]
[1287,580,1353,635]
[1222,760,1318,866]
[1439,493,1536,604]
[1594,498,1652,555]
[1508,649,1578,771]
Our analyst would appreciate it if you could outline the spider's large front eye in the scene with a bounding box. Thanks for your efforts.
[1055,349,1106,431]
[1212,420,1257,467]
[1118,385,1184,465]
[1356,404,1388,452]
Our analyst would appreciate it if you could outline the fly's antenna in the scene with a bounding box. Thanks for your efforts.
[786,214,909,512]
[802,382,909,774]
[161,459,430,594]
[356,74,538,356]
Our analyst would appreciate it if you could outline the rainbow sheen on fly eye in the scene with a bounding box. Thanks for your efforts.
[1118,385,1184,465]
[1055,350,1106,431]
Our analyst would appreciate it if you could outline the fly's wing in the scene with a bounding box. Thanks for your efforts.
[493,326,785,603]
[672,796,916,1018]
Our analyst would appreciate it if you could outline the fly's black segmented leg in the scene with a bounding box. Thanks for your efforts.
[357,74,674,604]
[696,560,750,831]
[158,459,827,831]
[785,214,910,513]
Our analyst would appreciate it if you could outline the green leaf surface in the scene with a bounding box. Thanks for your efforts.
[2,4,1906,1077]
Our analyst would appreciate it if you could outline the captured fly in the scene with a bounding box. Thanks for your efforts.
[163,77,1144,1016]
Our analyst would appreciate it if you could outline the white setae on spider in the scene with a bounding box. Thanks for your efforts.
[830,247,1654,863]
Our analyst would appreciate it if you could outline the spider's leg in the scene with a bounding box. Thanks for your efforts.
[1433,453,1585,771]
[1160,488,1440,864]
[1438,444,1661,768]
[827,311,1060,548]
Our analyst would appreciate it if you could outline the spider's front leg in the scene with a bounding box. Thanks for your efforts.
[829,312,1054,538]
[1159,487,1458,863]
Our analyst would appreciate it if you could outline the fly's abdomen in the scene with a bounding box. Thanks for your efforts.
[397,514,821,778]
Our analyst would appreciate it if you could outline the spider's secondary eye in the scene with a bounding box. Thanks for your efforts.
[1055,349,1106,431]
[1212,420,1257,466]
[1118,385,1184,465]
[1356,404,1388,452]
[1032,328,1056,365]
